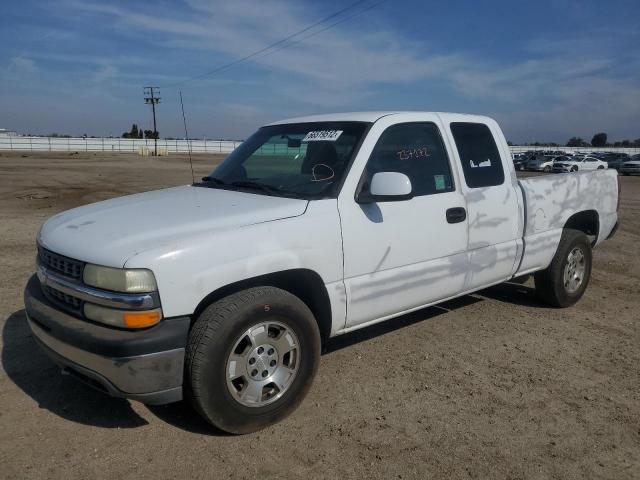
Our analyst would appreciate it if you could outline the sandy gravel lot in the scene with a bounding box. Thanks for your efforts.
[1,151,638,479]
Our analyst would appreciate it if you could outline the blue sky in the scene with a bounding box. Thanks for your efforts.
[1,0,639,143]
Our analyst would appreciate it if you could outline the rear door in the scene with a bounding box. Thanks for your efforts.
[444,117,521,290]
[338,114,469,328]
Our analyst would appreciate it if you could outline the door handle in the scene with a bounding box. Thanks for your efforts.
[446,207,466,224]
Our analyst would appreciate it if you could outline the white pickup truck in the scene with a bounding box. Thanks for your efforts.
[25,112,619,433]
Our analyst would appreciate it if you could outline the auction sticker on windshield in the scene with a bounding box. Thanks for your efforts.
[303,130,343,142]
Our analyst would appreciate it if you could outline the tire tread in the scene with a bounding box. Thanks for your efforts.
[184,286,320,433]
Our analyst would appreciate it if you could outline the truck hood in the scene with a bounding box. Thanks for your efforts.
[38,185,308,267]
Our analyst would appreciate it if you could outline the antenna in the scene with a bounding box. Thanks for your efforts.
[179,91,195,184]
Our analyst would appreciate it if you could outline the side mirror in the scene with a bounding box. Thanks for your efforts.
[357,171,413,203]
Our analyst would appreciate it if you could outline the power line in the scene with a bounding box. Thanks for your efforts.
[165,0,386,87]
[257,0,388,62]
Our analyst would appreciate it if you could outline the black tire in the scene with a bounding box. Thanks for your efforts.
[534,229,592,307]
[185,286,321,434]
[543,166,551,173]
[597,166,604,170]
[571,166,578,172]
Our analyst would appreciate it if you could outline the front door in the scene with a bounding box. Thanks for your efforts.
[338,117,469,328]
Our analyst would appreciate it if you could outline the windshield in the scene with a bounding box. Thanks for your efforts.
[203,122,369,199]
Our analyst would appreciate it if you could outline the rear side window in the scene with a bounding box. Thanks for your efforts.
[450,122,504,188]
[364,122,454,196]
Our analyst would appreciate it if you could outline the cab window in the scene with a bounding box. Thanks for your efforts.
[362,122,454,197]
[450,122,504,188]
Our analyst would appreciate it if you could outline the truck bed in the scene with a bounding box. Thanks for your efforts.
[516,169,618,275]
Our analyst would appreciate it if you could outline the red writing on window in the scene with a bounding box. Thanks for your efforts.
[396,147,429,161]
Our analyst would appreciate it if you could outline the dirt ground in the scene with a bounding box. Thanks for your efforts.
[0,151,638,480]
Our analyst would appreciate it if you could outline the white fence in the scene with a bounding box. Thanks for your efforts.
[510,145,640,155]
[0,136,241,154]
[1,135,639,156]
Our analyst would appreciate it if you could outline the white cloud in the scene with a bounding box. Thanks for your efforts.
[7,57,38,74]
[65,0,447,90]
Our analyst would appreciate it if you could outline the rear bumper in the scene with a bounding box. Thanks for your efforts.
[24,275,190,404]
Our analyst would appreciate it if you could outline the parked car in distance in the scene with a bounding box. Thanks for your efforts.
[512,153,528,171]
[527,154,560,172]
[594,152,630,171]
[553,156,608,173]
[620,156,640,175]
[24,111,620,433]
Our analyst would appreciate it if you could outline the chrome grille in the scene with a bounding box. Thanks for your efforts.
[43,285,82,311]
[38,247,84,280]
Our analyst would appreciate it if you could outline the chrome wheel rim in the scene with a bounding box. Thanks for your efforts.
[225,321,300,408]
[563,247,586,294]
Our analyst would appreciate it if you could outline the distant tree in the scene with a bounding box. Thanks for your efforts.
[144,129,159,139]
[122,123,140,139]
[507,140,514,146]
[138,128,143,139]
[566,137,589,147]
[591,132,607,147]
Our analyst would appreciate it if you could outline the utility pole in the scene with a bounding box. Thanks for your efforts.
[143,86,160,155]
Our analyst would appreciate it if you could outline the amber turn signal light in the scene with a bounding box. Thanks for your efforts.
[123,310,162,329]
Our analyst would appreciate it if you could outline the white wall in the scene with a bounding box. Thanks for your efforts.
[510,145,640,155]
[0,136,241,154]
[1,136,639,156]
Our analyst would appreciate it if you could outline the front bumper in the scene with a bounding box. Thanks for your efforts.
[24,275,190,404]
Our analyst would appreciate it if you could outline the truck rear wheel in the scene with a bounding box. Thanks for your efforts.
[534,228,592,307]
[185,286,321,434]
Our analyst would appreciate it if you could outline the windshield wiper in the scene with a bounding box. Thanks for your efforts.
[230,180,303,198]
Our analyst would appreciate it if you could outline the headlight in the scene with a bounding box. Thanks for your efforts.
[83,264,157,293]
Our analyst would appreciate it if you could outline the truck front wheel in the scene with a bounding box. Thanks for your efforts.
[185,286,321,434]
[534,228,592,307]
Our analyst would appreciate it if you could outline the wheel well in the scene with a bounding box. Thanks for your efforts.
[192,269,333,342]
[564,210,599,242]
